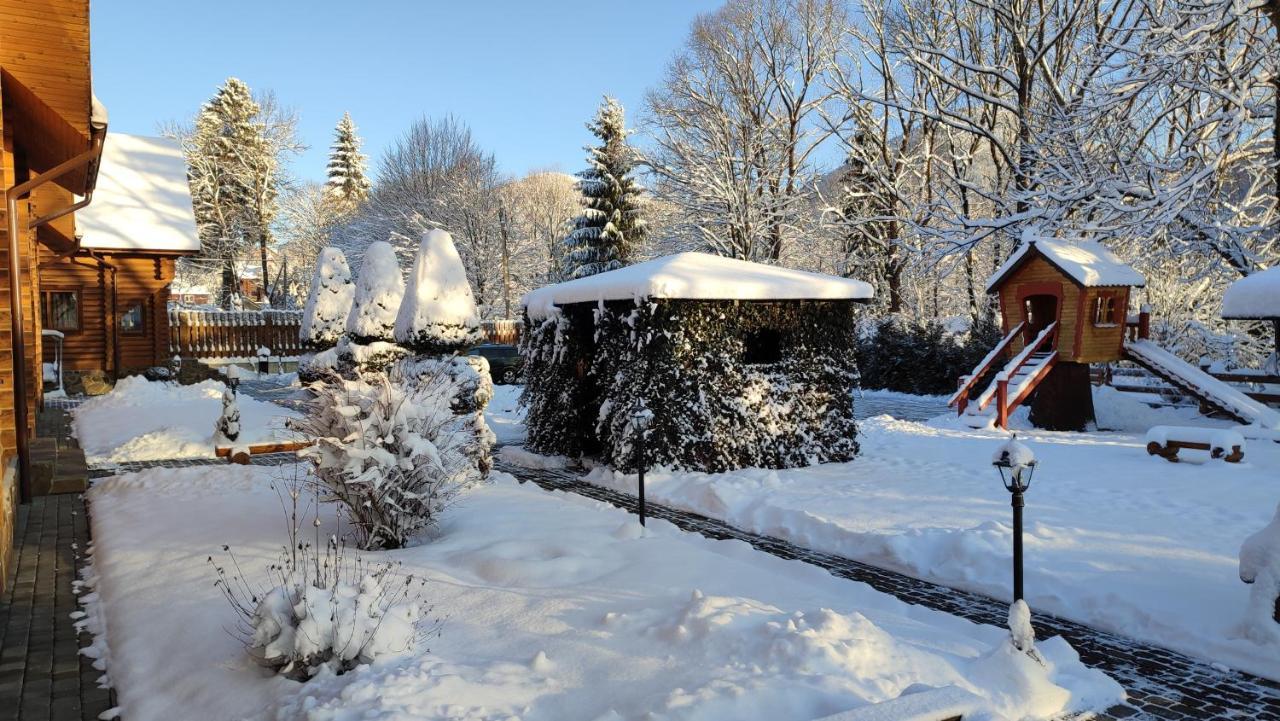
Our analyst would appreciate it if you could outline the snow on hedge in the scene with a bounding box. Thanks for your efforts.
[986,232,1145,292]
[81,465,1122,720]
[72,376,299,464]
[522,251,874,320]
[1221,266,1280,320]
[300,247,354,348]
[393,229,483,354]
[345,240,404,343]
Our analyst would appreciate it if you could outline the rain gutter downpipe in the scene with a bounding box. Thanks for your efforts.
[5,129,104,503]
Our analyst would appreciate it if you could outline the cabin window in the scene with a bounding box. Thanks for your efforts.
[743,328,783,365]
[1092,295,1118,326]
[119,301,146,334]
[41,290,81,332]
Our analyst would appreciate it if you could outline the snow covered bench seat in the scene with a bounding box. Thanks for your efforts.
[1144,426,1245,463]
[214,440,313,465]
[810,685,984,721]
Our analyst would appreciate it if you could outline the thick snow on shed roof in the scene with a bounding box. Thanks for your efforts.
[1221,266,1280,319]
[522,252,873,319]
[77,133,201,253]
[986,235,1145,292]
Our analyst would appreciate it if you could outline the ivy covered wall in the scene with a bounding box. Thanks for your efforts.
[521,298,861,472]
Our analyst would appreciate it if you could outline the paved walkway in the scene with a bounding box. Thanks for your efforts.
[0,495,113,721]
[496,460,1280,721]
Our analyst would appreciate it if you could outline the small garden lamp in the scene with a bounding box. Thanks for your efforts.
[630,399,654,527]
[993,434,1037,602]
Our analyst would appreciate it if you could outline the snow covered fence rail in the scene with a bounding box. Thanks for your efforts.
[168,308,308,360]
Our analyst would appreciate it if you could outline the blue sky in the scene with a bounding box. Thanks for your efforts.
[91,1,723,184]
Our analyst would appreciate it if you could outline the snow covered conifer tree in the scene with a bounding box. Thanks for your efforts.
[346,241,405,343]
[563,97,647,279]
[337,240,408,375]
[394,229,484,354]
[326,112,371,209]
[300,248,355,349]
[214,386,241,445]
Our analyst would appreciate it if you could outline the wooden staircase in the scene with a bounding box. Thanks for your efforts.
[950,322,1059,429]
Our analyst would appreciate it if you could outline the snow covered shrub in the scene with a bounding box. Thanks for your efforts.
[210,472,437,680]
[291,369,489,550]
[300,247,355,350]
[213,386,241,445]
[337,240,409,376]
[393,355,495,476]
[856,314,1002,396]
[523,298,860,472]
[1239,503,1280,645]
[393,229,484,354]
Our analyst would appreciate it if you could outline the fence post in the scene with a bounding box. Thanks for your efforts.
[1138,306,1150,340]
[996,376,1009,429]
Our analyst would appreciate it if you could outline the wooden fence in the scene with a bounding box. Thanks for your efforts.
[168,310,523,360]
[168,308,307,359]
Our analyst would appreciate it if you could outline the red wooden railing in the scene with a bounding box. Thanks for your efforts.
[950,321,1026,414]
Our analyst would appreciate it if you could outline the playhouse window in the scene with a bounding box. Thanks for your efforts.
[41,290,80,332]
[1092,295,1118,326]
[743,328,783,365]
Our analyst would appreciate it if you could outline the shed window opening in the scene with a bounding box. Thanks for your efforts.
[1092,296,1118,326]
[42,290,80,332]
[120,302,146,334]
[743,328,783,365]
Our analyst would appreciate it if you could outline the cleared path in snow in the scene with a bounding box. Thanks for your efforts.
[496,459,1280,721]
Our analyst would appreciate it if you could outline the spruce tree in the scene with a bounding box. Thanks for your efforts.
[563,97,647,279]
[326,112,371,208]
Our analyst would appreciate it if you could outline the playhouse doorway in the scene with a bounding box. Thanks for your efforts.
[1023,294,1058,336]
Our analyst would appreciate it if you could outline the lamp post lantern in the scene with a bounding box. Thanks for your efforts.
[630,399,654,527]
[992,434,1037,602]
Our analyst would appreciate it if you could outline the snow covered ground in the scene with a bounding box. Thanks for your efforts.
[485,383,526,445]
[82,464,1121,721]
[72,376,301,465]
[577,388,1280,680]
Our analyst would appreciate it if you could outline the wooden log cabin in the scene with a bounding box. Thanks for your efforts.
[39,132,201,378]
[1,0,107,585]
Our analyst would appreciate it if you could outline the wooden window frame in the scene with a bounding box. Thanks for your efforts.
[41,288,84,334]
[118,299,148,335]
[1092,293,1119,327]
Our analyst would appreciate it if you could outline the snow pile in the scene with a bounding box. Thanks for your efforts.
[522,251,874,320]
[299,247,354,348]
[1222,266,1280,319]
[393,229,483,354]
[82,466,1121,721]
[498,444,569,469]
[248,573,421,679]
[71,375,298,464]
[345,240,404,343]
[1239,503,1280,645]
[986,231,1145,292]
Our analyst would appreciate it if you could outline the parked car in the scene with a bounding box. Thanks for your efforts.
[468,343,523,384]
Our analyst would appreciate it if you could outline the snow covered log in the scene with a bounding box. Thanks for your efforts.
[393,229,484,354]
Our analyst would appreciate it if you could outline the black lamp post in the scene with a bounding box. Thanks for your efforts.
[630,399,653,527]
[992,434,1037,602]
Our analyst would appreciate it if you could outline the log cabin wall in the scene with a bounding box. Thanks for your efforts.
[38,249,179,373]
[997,255,1079,362]
[0,0,92,590]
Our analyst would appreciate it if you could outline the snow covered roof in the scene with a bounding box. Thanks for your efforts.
[77,133,201,253]
[522,252,874,319]
[986,236,1145,293]
[1221,266,1280,319]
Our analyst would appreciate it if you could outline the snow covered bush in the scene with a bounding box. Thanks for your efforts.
[211,472,436,680]
[213,386,241,445]
[291,368,490,550]
[1239,502,1280,645]
[522,298,860,472]
[338,240,409,376]
[300,247,355,349]
[393,229,484,354]
[395,354,495,476]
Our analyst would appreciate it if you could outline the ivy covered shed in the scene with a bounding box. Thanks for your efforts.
[519,252,874,472]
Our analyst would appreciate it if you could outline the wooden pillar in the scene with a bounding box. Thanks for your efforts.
[996,377,1008,429]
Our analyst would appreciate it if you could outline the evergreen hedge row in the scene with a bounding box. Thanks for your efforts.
[854,314,1004,396]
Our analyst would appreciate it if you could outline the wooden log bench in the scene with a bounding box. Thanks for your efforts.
[214,440,314,465]
[1144,426,1245,463]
